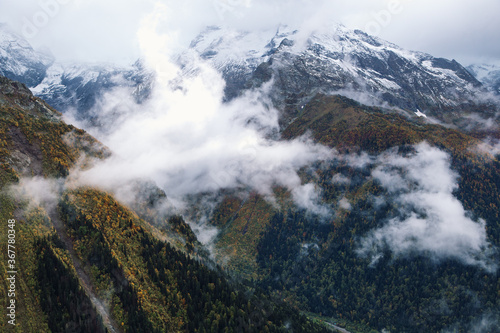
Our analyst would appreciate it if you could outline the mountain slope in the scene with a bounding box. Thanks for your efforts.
[0,75,331,332]
[208,94,500,333]
[0,76,110,332]
[189,24,485,118]
[0,24,152,118]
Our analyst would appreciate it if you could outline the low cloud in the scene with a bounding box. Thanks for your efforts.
[357,142,497,272]
[338,197,352,210]
[475,138,500,157]
[66,4,333,218]
[291,183,331,217]
[462,113,499,132]
[331,83,392,110]
[8,177,63,213]
[332,173,350,185]
[467,312,500,333]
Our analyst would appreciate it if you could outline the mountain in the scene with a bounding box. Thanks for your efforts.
[189,24,486,120]
[31,60,153,119]
[0,24,152,119]
[208,93,500,332]
[467,63,500,94]
[0,23,54,87]
[2,20,500,333]
[0,75,331,333]
[0,23,495,128]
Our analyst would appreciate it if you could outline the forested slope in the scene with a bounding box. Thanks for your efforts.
[210,94,500,332]
[0,76,331,332]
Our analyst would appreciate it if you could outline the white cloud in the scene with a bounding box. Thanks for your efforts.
[291,183,331,217]
[442,311,500,333]
[1,0,498,65]
[343,150,373,169]
[67,5,333,216]
[463,113,500,131]
[9,177,63,212]
[357,142,497,271]
[332,173,350,185]
[475,138,500,157]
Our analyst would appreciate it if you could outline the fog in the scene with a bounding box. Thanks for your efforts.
[66,4,333,218]
[357,142,496,271]
[1,0,499,66]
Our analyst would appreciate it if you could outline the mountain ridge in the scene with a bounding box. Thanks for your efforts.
[1,19,500,332]
[0,74,332,332]
[188,23,486,118]
[1,22,497,130]
[0,23,54,87]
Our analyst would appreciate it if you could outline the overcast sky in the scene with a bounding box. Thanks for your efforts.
[1,0,499,66]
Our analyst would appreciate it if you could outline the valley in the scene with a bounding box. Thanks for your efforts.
[1,11,499,332]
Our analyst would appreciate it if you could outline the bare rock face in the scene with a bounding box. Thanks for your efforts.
[6,150,32,175]
[6,125,44,176]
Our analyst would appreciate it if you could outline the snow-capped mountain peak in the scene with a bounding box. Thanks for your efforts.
[0,21,493,125]
[0,23,54,87]
[188,23,483,114]
[189,25,292,69]
[467,63,500,94]
[0,23,154,117]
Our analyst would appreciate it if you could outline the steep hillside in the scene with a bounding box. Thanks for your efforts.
[0,76,331,332]
[0,76,110,332]
[208,94,500,332]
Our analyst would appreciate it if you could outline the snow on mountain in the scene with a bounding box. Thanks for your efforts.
[189,24,483,114]
[0,23,54,87]
[467,63,500,94]
[32,62,144,116]
[0,21,493,123]
[0,23,154,117]
[189,25,296,69]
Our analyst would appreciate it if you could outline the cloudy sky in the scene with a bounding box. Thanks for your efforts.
[1,0,499,66]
